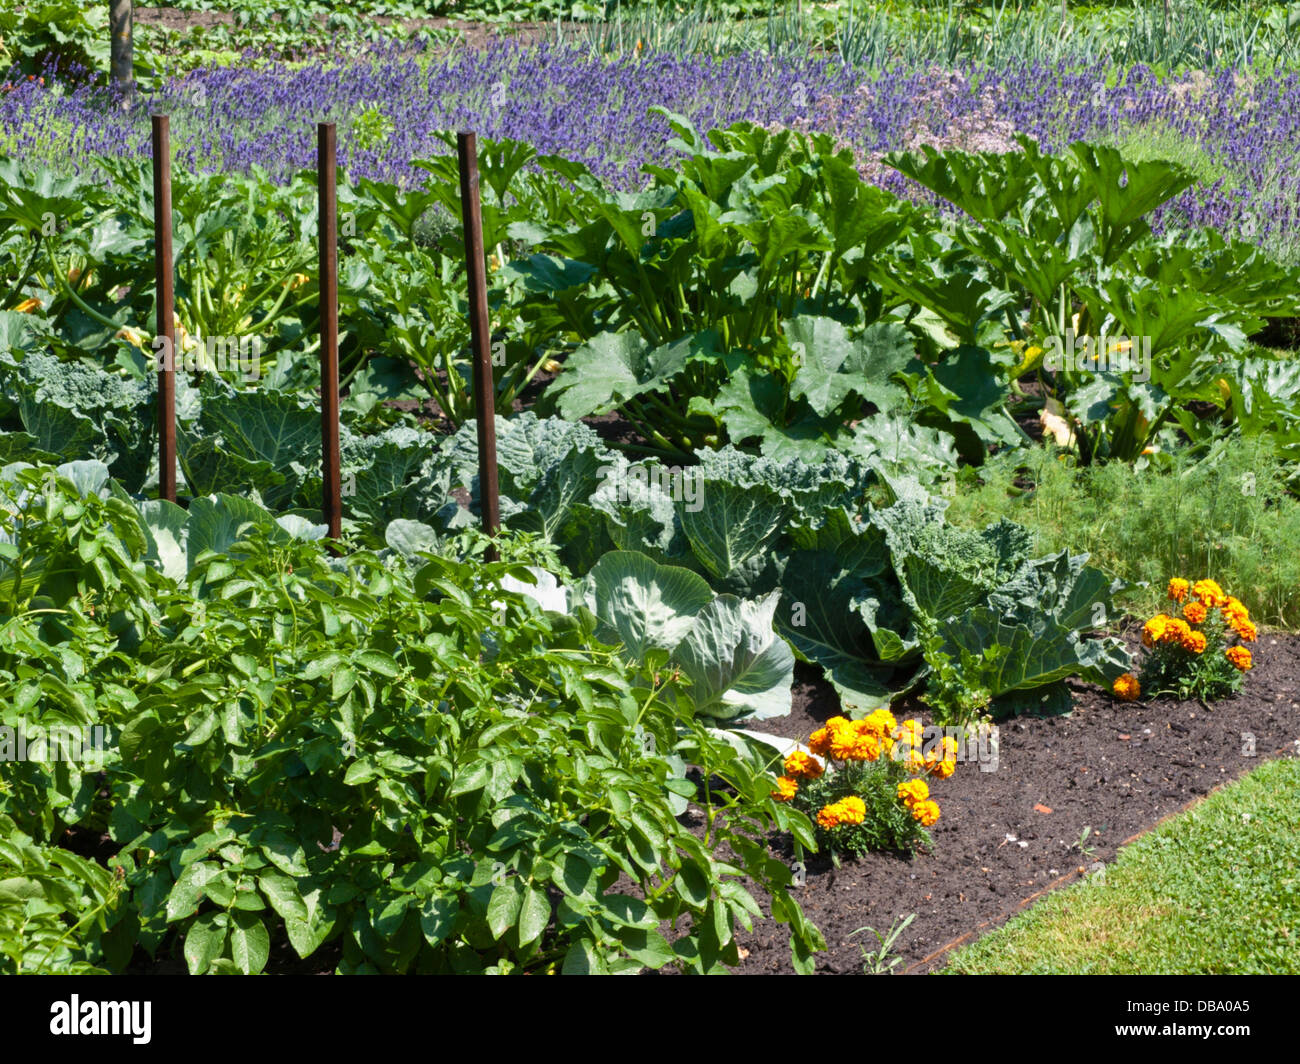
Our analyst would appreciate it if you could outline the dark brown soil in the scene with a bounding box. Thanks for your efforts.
[717,625,1300,974]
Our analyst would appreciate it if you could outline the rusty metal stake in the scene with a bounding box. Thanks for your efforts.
[457,131,500,561]
[151,114,177,504]
[318,122,342,543]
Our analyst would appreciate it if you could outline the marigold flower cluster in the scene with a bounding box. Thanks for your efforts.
[808,711,897,763]
[896,779,941,827]
[782,751,823,780]
[1141,613,1199,651]
[1120,578,1257,702]
[770,749,824,802]
[1222,598,1257,644]
[770,775,799,802]
[775,713,959,845]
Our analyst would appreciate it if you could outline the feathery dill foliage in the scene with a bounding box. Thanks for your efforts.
[945,439,1300,630]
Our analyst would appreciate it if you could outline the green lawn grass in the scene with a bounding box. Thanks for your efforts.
[944,757,1300,974]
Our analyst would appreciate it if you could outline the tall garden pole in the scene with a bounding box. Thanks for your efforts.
[151,114,177,504]
[317,122,342,542]
[457,131,501,561]
[109,0,136,104]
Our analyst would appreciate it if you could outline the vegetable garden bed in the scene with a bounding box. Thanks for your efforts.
[81,630,1295,976]
[6,12,1300,977]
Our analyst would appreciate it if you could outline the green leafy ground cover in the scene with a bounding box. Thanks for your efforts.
[0,461,823,973]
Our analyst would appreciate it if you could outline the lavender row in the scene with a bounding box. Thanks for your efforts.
[3,42,1295,252]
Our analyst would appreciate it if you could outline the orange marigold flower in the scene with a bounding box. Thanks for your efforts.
[927,757,957,780]
[816,804,842,829]
[923,735,959,776]
[1183,630,1207,654]
[1191,579,1226,607]
[829,728,862,761]
[1167,578,1189,603]
[836,796,866,825]
[808,727,833,756]
[1112,673,1141,701]
[896,719,927,747]
[897,779,930,807]
[1142,614,1171,648]
[1232,618,1258,642]
[911,800,941,827]
[1182,600,1207,625]
[783,751,823,780]
[770,776,798,802]
[1225,646,1252,671]
[1160,618,1192,645]
[902,749,927,774]
[846,731,882,762]
[859,709,898,737]
[1224,596,1249,622]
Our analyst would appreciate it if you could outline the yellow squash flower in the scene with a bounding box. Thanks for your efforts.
[115,326,147,349]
